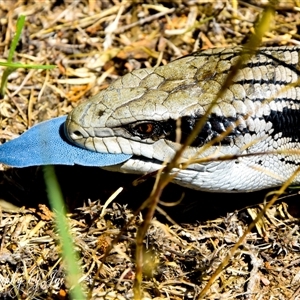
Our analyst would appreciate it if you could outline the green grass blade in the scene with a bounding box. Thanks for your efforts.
[43,165,86,300]
[0,68,12,97]
[1,15,25,97]
[0,14,56,97]
[8,15,25,63]
[0,62,56,69]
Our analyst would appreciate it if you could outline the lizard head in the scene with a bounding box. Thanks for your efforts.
[65,48,244,163]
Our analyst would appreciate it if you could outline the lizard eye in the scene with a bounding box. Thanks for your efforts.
[126,121,161,139]
[136,122,154,134]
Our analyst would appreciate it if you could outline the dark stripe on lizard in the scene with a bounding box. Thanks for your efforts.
[124,107,300,147]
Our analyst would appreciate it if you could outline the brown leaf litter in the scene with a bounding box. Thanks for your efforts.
[0,0,300,298]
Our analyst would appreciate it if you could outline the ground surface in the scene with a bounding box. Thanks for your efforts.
[1,0,300,299]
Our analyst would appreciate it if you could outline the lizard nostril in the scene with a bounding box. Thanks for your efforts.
[72,130,84,138]
[64,117,89,143]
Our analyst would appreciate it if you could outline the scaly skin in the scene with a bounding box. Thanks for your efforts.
[65,46,300,192]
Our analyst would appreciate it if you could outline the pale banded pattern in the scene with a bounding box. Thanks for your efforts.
[65,46,300,192]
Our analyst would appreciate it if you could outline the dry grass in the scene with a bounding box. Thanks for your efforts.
[1,0,300,299]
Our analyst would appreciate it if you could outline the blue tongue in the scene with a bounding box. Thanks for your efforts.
[0,116,132,167]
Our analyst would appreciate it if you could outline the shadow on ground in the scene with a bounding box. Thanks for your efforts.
[0,165,299,223]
